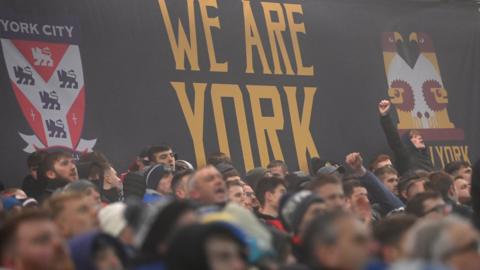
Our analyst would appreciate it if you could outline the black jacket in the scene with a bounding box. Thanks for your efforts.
[380,113,434,176]
[22,175,47,201]
[39,178,70,202]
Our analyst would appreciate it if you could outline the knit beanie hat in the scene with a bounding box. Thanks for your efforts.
[144,164,173,190]
[279,190,325,233]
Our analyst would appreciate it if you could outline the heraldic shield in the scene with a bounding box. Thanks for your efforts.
[0,17,96,153]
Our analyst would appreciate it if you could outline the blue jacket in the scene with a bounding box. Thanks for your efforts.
[359,171,404,214]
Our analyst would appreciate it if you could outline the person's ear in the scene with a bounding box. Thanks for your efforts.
[176,190,185,198]
[449,185,457,198]
[46,170,56,180]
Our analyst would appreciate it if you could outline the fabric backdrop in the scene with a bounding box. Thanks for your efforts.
[1,0,478,187]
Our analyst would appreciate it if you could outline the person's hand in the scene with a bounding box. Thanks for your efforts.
[378,100,391,116]
[353,196,372,225]
[346,152,363,171]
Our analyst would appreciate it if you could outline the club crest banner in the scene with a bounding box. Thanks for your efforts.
[0,15,96,155]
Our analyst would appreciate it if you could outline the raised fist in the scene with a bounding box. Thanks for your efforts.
[345,152,363,172]
[378,100,391,116]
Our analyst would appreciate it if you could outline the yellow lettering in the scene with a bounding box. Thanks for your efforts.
[171,82,206,166]
[262,2,294,75]
[435,146,445,168]
[247,85,285,166]
[429,146,435,166]
[243,0,272,74]
[211,84,254,171]
[452,146,462,161]
[158,0,199,70]
[284,86,319,172]
[461,146,471,164]
[444,146,454,164]
[198,0,228,72]
[284,4,313,76]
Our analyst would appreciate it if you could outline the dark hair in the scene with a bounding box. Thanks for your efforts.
[226,179,243,190]
[405,191,442,217]
[91,233,127,267]
[301,211,350,267]
[215,162,238,178]
[0,209,51,257]
[374,165,398,178]
[373,214,417,247]
[78,151,111,180]
[343,180,364,198]
[408,129,421,138]
[307,174,341,192]
[398,170,429,194]
[166,223,247,270]
[171,169,194,194]
[255,177,287,206]
[206,152,232,166]
[369,154,391,171]
[223,168,240,179]
[27,151,47,169]
[140,201,196,259]
[267,160,288,171]
[147,145,172,162]
[37,151,73,180]
[444,161,470,175]
[145,164,174,190]
[424,171,454,200]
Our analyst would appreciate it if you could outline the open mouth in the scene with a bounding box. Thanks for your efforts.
[214,187,226,195]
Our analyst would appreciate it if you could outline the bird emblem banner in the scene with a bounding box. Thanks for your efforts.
[382,32,463,141]
[0,0,479,186]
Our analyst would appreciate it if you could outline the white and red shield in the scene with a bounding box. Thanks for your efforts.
[1,38,96,152]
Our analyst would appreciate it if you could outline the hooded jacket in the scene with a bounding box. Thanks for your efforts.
[380,113,434,176]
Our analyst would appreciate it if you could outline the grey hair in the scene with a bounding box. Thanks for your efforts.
[186,170,198,193]
[404,215,471,262]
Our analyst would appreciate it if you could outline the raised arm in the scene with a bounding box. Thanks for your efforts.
[378,100,412,175]
[345,152,404,214]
